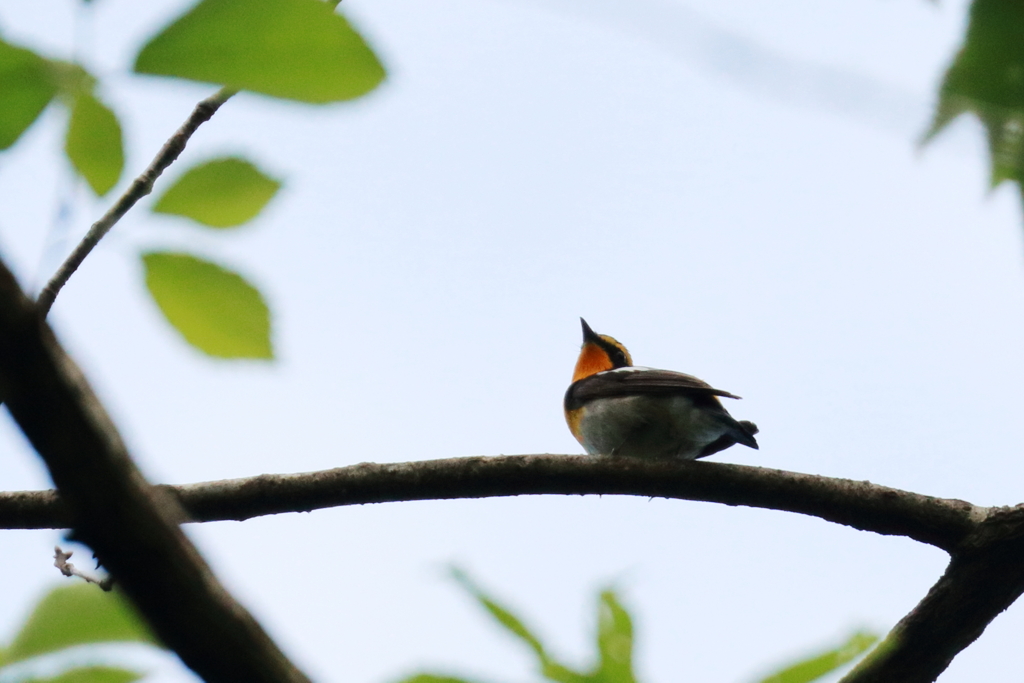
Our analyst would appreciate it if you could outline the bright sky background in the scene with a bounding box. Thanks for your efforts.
[2,0,1023,681]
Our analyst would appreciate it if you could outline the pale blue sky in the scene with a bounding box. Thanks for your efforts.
[1,1,1022,681]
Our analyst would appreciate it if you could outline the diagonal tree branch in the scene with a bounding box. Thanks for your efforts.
[0,254,309,683]
[36,87,236,315]
[0,456,982,550]
[842,506,1024,683]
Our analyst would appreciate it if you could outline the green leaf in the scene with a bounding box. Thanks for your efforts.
[24,666,143,683]
[152,157,281,228]
[756,631,878,683]
[5,585,156,665]
[592,590,635,683]
[0,38,58,149]
[925,0,1024,194]
[142,251,273,359]
[450,568,549,661]
[65,92,124,196]
[134,0,385,103]
[49,60,96,98]
[450,569,588,683]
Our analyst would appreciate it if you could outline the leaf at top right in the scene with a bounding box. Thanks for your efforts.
[924,0,1024,193]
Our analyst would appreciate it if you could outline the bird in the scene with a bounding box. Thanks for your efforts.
[564,319,758,459]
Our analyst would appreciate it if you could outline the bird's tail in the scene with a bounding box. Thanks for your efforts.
[732,420,759,450]
[696,418,759,459]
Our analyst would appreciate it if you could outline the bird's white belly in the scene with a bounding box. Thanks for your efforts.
[577,395,729,459]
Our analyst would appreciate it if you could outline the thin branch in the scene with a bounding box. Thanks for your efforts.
[0,456,983,551]
[54,545,115,591]
[36,87,236,315]
[0,254,309,683]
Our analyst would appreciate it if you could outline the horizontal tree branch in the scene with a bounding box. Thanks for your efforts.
[0,254,309,683]
[2,454,1017,682]
[0,455,984,552]
[4,451,1023,682]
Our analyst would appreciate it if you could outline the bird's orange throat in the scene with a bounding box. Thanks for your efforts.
[572,343,615,382]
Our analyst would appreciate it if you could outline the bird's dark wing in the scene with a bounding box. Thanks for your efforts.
[566,367,741,409]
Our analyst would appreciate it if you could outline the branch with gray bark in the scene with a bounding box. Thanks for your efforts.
[0,453,1022,682]
[0,455,981,547]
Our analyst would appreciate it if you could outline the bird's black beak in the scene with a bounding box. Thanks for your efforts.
[580,318,601,344]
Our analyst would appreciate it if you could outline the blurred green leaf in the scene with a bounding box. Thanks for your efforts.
[5,584,156,666]
[24,666,143,683]
[142,251,273,359]
[450,569,584,682]
[756,631,878,683]
[0,38,58,149]
[925,0,1024,194]
[49,60,96,98]
[450,568,550,662]
[65,92,124,196]
[134,0,385,103]
[450,569,621,683]
[593,591,635,683]
[401,573,876,683]
[153,157,281,228]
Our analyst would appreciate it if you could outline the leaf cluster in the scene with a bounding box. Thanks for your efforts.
[927,0,1024,201]
[0,0,386,358]
[394,570,877,683]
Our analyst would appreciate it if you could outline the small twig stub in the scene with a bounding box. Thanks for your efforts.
[54,545,114,591]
